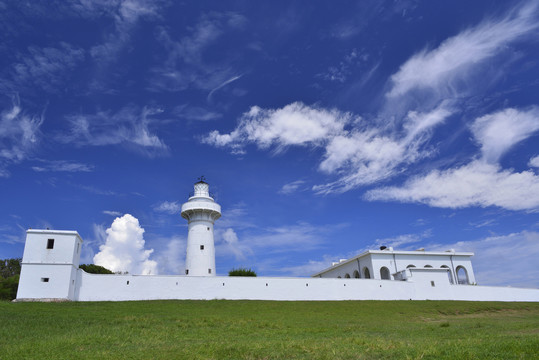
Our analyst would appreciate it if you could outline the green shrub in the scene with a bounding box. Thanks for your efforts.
[0,274,19,301]
[228,267,257,276]
[0,258,21,278]
[79,264,114,274]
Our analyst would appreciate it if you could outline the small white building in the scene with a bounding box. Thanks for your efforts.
[312,247,475,286]
[16,229,83,301]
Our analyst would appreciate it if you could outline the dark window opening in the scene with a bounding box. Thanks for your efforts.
[207,227,210,231]
[127,281,129,285]
[185,269,189,275]
[41,277,49,282]
[200,245,204,250]
[47,239,54,249]
[208,268,211,274]
[431,281,435,287]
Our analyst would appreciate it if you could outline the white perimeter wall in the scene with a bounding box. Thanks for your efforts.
[75,270,539,302]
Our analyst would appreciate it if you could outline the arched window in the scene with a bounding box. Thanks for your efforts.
[441,265,453,284]
[456,266,469,284]
[424,265,433,268]
[344,273,351,278]
[380,267,390,280]
[353,270,360,278]
[406,264,416,269]
[363,267,371,279]
[337,276,342,279]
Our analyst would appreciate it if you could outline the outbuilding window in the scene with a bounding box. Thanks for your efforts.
[41,278,49,282]
[200,245,204,250]
[47,239,54,249]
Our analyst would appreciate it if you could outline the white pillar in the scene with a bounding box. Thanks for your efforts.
[181,179,221,276]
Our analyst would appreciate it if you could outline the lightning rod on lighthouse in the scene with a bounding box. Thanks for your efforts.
[181,177,221,276]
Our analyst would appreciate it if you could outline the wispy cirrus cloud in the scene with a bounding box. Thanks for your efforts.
[0,95,43,177]
[0,42,85,95]
[90,0,161,64]
[153,201,181,214]
[31,159,94,173]
[59,105,168,156]
[387,2,539,98]
[279,180,306,195]
[149,12,246,93]
[103,210,123,217]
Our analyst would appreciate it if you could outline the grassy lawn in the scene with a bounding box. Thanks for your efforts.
[1,300,537,359]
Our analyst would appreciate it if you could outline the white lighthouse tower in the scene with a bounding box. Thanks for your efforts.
[181,177,221,276]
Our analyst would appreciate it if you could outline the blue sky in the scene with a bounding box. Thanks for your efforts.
[1,0,539,287]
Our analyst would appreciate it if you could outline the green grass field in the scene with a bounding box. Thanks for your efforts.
[1,300,537,359]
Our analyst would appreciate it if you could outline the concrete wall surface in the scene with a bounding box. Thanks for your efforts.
[75,270,539,302]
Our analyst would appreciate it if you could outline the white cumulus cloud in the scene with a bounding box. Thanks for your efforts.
[93,214,158,275]
[470,107,539,163]
[529,155,539,168]
[366,106,539,211]
[365,160,539,211]
[204,102,454,193]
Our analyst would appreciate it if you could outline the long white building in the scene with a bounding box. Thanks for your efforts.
[15,180,539,302]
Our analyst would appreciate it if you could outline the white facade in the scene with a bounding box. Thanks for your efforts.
[16,230,82,301]
[312,248,476,286]
[15,229,539,302]
[181,180,221,276]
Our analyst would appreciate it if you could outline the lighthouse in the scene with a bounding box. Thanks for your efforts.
[181,177,221,276]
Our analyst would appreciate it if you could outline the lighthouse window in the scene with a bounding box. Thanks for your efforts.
[47,239,54,249]
[208,269,211,274]
[207,227,210,231]
[200,245,204,250]
[41,278,49,282]
[185,269,189,275]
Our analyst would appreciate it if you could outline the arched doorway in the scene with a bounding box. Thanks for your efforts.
[441,265,453,284]
[380,267,391,280]
[353,270,360,278]
[456,266,469,284]
[344,273,351,278]
[363,267,371,279]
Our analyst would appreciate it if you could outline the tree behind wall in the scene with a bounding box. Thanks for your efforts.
[79,264,114,274]
[228,268,257,277]
[0,258,21,301]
